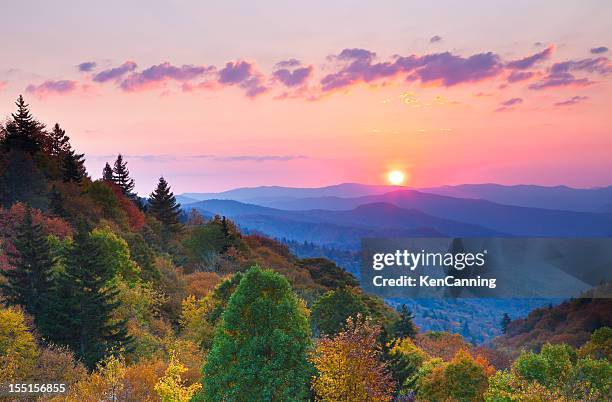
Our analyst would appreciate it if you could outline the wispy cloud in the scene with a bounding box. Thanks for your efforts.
[430,35,443,43]
[590,46,608,54]
[554,95,588,107]
[495,97,523,112]
[93,61,138,83]
[88,154,307,163]
[77,61,97,72]
[120,62,215,91]
[26,80,78,97]
[506,45,554,69]
[529,56,611,90]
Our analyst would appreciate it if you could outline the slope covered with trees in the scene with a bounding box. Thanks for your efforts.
[0,96,610,401]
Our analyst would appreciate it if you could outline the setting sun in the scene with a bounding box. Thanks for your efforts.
[387,170,406,185]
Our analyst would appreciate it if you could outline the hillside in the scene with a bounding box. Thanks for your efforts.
[491,295,612,355]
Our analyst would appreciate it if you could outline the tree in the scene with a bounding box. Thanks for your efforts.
[102,162,114,181]
[391,304,417,340]
[1,95,44,154]
[1,206,55,322]
[148,176,181,234]
[48,123,70,157]
[112,154,135,197]
[41,226,131,369]
[501,313,511,335]
[62,149,86,183]
[200,267,312,401]
[416,350,489,401]
[0,307,38,381]
[155,353,202,402]
[310,315,395,402]
[386,337,429,396]
[311,287,367,335]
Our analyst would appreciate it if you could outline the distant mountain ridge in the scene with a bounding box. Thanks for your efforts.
[419,183,612,212]
[180,182,612,213]
[181,183,406,203]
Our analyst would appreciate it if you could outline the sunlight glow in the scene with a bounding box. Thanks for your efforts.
[387,170,406,185]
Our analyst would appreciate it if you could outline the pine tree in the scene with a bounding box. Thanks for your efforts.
[41,226,131,369]
[102,162,114,181]
[148,177,182,234]
[391,304,417,339]
[112,154,135,197]
[61,149,86,183]
[1,95,45,154]
[1,207,55,322]
[49,123,70,157]
[501,313,511,334]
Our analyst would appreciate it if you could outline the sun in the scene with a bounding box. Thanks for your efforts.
[387,170,406,185]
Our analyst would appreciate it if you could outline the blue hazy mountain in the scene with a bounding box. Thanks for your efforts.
[188,199,501,249]
[418,183,612,212]
[182,182,405,203]
[254,190,612,237]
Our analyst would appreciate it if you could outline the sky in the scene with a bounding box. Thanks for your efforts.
[1,1,611,194]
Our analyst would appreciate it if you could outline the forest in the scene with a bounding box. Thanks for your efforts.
[0,96,610,401]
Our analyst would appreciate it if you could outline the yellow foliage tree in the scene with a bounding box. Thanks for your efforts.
[310,315,395,401]
[0,306,37,380]
[154,353,202,402]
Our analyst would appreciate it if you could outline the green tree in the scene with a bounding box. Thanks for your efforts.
[501,313,511,335]
[62,148,87,183]
[48,123,70,157]
[148,176,182,235]
[391,304,417,340]
[1,207,55,322]
[102,162,114,181]
[41,226,131,369]
[311,287,367,335]
[112,154,135,197]
[1,95,44,154]
[200,267,312,401]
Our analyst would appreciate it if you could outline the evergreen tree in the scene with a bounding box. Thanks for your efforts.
[61,149,86,183]
[1,95,45,154]
[41,226,131,369]
[200,267,312,401]
[391,304,418,339]
[501,313,511,334]
[48,185,68,218]
[112,154,135,197]
[102,162,114,181]
[148,176,181,234]
[48,123,70,157]
[1,207,55,322]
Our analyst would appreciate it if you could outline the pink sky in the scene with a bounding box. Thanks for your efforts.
[1,1,611,194]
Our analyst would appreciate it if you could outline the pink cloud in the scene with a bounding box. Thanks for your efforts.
[93,61,138,83]
[26,80,78,97]
[119,62,215,92]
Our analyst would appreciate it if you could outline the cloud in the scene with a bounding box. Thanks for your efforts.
[529,56,611,90]
[495,97,523,112]
[0,81,7,91]
[590,46,608,54]
[119,62,214,91]
[321,49,504,91]
[77,61,97,72]
[26,80,78,96]
[274,59,302,68]
[191,154,307,162]
[507,70,535,82]
[218,61,268,97]
[273,65,313,87]
[506,45,554,69]
[93,61,138,83]
[554,95,588,107]
[430,35,443,43]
